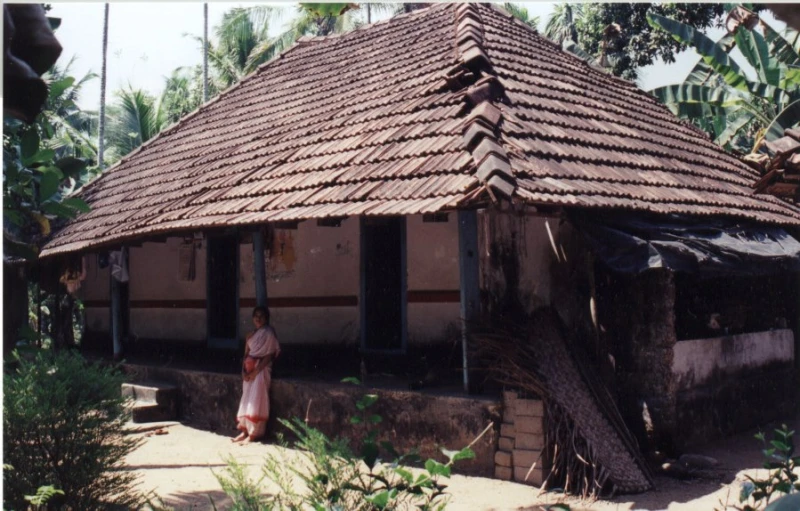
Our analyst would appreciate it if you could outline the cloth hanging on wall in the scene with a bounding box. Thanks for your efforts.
[109,248,129,282]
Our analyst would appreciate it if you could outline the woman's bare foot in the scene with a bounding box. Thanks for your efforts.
[231,432,247,443]
[240,435,261,445]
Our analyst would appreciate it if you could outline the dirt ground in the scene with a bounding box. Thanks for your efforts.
[124,414,800,511]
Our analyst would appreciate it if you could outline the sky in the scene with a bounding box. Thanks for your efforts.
[48,2,784,113]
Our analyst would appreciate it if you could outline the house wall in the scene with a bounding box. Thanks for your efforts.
[673,329,797,447]
[82,252,111,335]
[478,203,560,319]
[81,215,462,347]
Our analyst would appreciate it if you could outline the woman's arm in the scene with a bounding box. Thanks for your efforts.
[244,353,275,381]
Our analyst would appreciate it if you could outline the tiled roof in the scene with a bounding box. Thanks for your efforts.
[41,3,800,257]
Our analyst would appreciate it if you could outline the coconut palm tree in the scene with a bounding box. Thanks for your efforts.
[203,3,209,102]
[98,3,109,171]
[105,87,166,162]
[545,3,584,45]
[197,4,362,91]
[42,57,99,160]
[648,10,800,154]
[504,3,540,29]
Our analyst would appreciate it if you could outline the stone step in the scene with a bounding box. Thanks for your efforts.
[122,381,179,423]
[131,403,176,423]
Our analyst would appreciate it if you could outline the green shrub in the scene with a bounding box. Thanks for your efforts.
[213,377,482,510]
[730,424,799,511]
[3,350,142,510]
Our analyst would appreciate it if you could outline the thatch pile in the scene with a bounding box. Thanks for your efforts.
[475,308,653,497]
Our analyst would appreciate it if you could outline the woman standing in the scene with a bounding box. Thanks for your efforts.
[233,306,280,444]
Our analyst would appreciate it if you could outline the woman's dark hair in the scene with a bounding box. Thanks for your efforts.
[252,306,270,324]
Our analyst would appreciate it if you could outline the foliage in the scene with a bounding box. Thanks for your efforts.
[544,4,584,45]
[105,86,167,162]
[566,4,729,81]
[504,3,540,29]
[3,90,93,260]
[161,67,208,125]
[193,3,366,95]
[732,425,800,511]
[41,56,99,161]
[24,485,65,510]
[648,9,800,153]
[212,377,479,510]
[3,350,143,510]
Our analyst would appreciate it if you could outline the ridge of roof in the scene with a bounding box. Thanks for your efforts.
[454,3,516,201]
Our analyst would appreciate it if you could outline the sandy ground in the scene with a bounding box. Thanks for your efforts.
[124,414,800,511]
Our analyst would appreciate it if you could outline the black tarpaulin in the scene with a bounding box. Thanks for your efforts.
[569,212,800,275]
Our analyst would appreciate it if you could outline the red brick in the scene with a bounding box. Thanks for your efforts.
[515,433,544,450]
[514,415,543,435]
[500,422,515,438]
[494,466,513,481]
[494,450,512,467]
[516,398,544,417]
[498,436,514,451]
[513,449,543,469]
[513,466,545,486]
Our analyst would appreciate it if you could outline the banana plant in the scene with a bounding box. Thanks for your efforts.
[647,9,800,154]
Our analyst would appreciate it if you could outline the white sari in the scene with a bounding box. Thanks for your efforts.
[236,326,280,438]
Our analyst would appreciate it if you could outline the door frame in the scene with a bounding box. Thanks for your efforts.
[359,216,408,354]
[206,231,240,350]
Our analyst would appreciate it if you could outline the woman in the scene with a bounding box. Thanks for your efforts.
[232,306,280,444]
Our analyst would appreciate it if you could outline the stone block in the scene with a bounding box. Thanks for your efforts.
[495,466,513,480]
[513,449,543,469]
[502,390,518,404]
[498,436,514,451]
[515,415,543,435]
[503,404,516,424]
[515,433,544,450]
[513,466,545,486]
[494,450,512,467]
[500,422,515,438]
[516,398,544,417]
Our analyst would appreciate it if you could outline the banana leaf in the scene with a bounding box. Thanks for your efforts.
[648,13,790,105]
[714,108,754,147]
[735,28,781,86]
[762,23,800,68]
[650,83,745,107]
[671,102,729,119]
[764,98,800,142]
[783,66,800,91]
[685,34,735,86]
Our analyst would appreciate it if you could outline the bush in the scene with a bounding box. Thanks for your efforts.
[213,377,482,510]
[3,350,142,510]
[726,424,800,511]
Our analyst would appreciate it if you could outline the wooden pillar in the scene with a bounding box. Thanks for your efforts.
[458,209,480,393]
[253,229,268,308]
[111,272,122,358]
[110,247,127,359]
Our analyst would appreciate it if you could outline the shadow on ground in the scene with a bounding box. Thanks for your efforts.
[158,490,231,511]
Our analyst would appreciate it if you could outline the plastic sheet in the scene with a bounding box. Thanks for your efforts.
[570,212,800,275]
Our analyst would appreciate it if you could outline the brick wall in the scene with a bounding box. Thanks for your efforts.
[494,390,548,485]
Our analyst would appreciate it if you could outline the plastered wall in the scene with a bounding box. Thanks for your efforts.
[81,252,110,334]
[406,215,460,344]
[82,215,464,346]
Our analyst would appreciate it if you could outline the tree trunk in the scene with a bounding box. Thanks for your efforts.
[203,3,208,102]
[3,263,28,356]
[98,3,109,171]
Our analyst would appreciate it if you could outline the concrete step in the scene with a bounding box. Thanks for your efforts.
[122,381,179,423]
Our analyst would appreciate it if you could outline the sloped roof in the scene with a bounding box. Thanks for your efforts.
[41,3,800,257]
